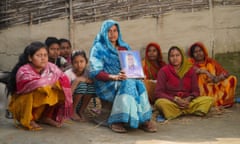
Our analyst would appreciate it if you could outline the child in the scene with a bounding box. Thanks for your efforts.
[65,50,96,121]
[59,38,72,64]
[45,37,68,71]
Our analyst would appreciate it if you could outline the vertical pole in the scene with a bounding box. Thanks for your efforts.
[93,0,96,22]
[69,0,74,49]
[209,0,215,58]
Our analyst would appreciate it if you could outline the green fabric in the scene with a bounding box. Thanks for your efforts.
[177,48,193,78]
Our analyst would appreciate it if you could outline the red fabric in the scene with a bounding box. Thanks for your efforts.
[96,71,110,81]
[143,42,166,80]
[95,46,127,81]
[155,65,199,102]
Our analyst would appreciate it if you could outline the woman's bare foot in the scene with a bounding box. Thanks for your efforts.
[140,121,157,133]
[71,113,82,121]
[78,111,87,122]
[30,120,42,130]
[40,117,62,128]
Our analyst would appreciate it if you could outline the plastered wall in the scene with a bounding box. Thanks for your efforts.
[0,6,239,71]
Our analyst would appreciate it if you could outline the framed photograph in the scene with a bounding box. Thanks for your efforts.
[118,50,145,78]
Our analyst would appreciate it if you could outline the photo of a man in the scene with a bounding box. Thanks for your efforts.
[119,51,144,78]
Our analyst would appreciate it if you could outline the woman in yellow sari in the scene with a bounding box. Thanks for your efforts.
[142,42,166,104]
[7,42,73,130]
[188,42,237,107]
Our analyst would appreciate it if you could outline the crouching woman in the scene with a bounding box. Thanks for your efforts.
[7,42,73,130]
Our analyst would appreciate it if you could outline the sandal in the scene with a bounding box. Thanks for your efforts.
[140,121,157,133]
[109,123,127,133]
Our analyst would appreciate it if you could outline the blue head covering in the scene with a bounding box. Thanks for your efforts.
[89,19,131,78]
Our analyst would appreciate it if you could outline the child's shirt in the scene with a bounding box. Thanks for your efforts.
[65,68,90,83]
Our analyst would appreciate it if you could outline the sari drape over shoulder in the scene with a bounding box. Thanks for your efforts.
[142,42,166,104]
[9,62,73,129]
[89,20,152,128]
[188,42,237,107]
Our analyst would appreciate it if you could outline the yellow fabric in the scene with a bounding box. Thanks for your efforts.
[177,48,193,78]
[143,79,157,104]
[154,96,213,120]
[9,81,65,130]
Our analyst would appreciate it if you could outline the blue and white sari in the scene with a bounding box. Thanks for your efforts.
[89,19,152,128]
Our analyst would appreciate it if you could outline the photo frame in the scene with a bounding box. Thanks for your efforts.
[118,50,145,78]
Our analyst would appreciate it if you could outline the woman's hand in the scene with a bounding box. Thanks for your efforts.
[174,96,189,109]
[109,71,127,81]
[118,71,127,80]
[213,73,228,83]
[85,78,93,84]
[197,68,217,82]
[183,96,194,104]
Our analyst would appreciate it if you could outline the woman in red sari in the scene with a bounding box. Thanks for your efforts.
[142,42,166,104]
[7,42,73,130]
[188,42,237,107]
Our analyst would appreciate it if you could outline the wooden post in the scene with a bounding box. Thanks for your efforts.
[209,0,215,58]
[69,0,74,49]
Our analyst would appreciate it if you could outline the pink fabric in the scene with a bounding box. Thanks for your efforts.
[16,62,73,122]
[155,65,200,102]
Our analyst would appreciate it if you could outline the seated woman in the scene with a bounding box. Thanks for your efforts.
[89,19,156,133]
[154,46,213,120]
[142,42,166,104]
[7,42,73,130]
[188,42,237,108]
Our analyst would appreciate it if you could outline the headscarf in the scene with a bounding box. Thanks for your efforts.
[188,42,228,76]
[143,42,166,79]
[168,46,192,78]
[89,19,131,78]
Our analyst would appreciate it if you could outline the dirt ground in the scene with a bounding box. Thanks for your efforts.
[1,50,240,144]
[0,81,240,144]
[0,104,240,144]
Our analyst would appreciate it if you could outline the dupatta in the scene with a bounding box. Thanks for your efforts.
[16,62,73,121]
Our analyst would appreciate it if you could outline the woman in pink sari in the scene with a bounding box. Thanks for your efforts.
[7,42,73,130]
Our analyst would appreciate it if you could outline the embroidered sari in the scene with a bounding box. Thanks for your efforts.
[188,42,237,107]
[89,20,152,128]
[9,62,73,129]
[142,42,166,104]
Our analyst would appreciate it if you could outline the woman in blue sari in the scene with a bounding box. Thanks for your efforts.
[89,19,156,133]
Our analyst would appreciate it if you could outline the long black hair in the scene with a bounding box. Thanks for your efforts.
[7,41,47,95]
